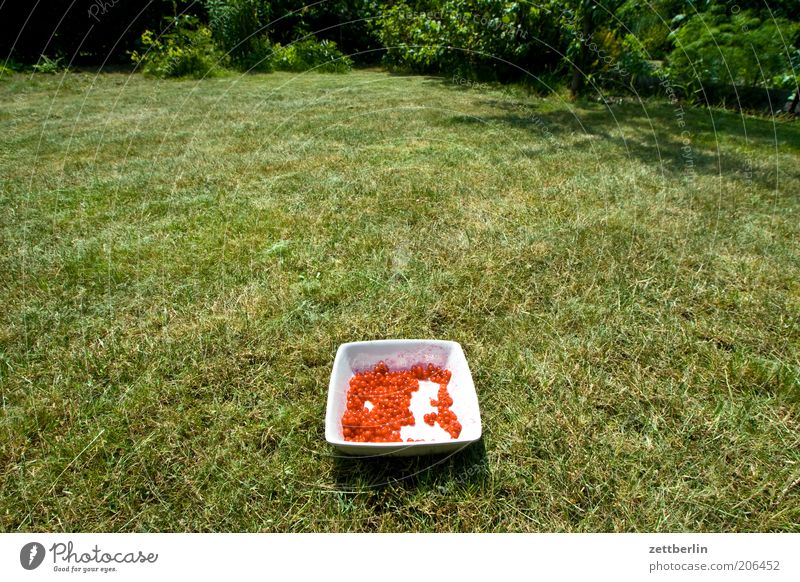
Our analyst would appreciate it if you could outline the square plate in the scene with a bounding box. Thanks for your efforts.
[325,339,482,456]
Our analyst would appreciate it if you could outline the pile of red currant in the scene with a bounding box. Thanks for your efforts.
[341,361,462,442]
[422,382,461,439]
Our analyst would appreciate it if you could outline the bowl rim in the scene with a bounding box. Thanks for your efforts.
[324,339,482,448]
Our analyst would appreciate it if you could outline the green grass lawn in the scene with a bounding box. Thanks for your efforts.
[1,69,798,532]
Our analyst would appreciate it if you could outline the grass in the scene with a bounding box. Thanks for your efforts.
[0,69,798,532]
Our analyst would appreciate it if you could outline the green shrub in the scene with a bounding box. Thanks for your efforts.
[667,9,799,98]
[205,0,271,67]
[1,59,24,77]
[372,1,559,81]
[373,4,448,73]
[771,47,800,91]
[236,35,275,72]
[131,16,229,79]
[616,34,655,88]
[32,55,69,74]
[270,39,351,73]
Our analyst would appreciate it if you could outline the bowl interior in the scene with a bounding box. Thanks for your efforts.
[325,340,481,445]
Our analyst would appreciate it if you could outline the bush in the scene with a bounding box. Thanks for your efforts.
[205,0,271,67]
[236,35,274,72]
[372,0,560,81]
[771,47,800,91]
[0,59,23,78]
[131,16,229,78]
[561,24,656,94]
[32,55,69,74]
[667,9,799,98]
[270,39,352,73]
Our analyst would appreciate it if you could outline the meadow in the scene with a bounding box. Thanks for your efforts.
[1,69,798,531]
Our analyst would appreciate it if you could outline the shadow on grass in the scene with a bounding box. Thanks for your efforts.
[442,93,800,192]
[331,438,489,493]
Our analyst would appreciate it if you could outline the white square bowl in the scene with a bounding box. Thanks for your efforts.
[325,339,482,456]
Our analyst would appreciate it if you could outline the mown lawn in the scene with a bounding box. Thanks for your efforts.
[1,69,798,532]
